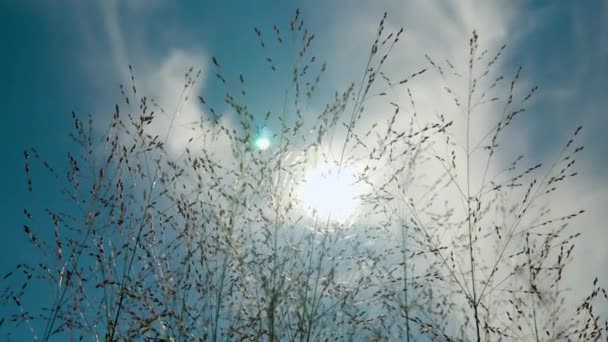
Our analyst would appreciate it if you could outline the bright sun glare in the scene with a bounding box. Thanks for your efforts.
[299,165,360,223]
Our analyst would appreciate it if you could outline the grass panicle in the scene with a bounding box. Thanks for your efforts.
[1,9,606,342]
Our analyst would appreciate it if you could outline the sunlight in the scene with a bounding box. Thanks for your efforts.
[298,165,361,223]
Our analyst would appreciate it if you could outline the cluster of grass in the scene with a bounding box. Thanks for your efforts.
[2,9,606,341]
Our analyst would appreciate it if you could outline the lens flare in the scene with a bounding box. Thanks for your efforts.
[254,135,271,150]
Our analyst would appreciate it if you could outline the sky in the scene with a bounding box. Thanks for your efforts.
[1,0,606,339]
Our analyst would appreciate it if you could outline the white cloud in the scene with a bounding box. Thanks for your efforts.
[316,0,608,330]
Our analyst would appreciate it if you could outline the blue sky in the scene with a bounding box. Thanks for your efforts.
[1,0,606,339]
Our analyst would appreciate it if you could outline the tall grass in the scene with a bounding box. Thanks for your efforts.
[2,9,606,341]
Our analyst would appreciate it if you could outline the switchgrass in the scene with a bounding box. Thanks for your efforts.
[2,9,606,341]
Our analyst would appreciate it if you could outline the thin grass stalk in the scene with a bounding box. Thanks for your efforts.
[108,174,156,341]
[212,179,244,342]
[526,233,540,341]
[401,222,411,342]
[43,168,106,341]
[465,31,481,342]
[305,220,330,342]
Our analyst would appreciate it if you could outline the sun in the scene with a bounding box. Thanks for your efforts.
[298,165,361,223]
